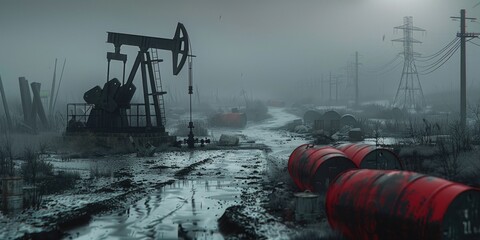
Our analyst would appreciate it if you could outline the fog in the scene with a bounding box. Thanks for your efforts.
[0,0,479,110]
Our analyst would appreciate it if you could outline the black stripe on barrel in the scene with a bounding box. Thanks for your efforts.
[326,169,480,240]
[288,144,357,193]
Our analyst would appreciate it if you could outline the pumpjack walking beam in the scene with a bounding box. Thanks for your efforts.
[106,23,189,129]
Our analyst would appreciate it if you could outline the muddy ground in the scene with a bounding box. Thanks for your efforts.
[0,107,339,240]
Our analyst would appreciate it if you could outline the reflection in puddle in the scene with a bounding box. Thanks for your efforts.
[70,179,241,240]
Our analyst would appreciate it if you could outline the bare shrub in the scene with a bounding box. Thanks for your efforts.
[265,155,296,213]
[23,186,43,209]
[38,141,49,154]
[384,119,402,134]
[402,150,427,173]
[39,171,80,194]
[89,162,112,179]
[20,146,53,186]
[436,140,461,180]
[469,102,480,143]
[449,121,471,152]
[434,121,470,181]
[407,119,425,144]
[0,134,14,176]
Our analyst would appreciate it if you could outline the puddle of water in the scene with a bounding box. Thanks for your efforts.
[69,179,242,240]
[45,155,137,179]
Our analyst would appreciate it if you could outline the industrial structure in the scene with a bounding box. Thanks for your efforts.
[66,23,190,146]
[392,16,426,111]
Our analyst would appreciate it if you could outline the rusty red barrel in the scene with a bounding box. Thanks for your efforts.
[288,144,357,193]
[326,169,480,240]
[336,143,403,170]
[221,113,247,128]
[210,112,247,128]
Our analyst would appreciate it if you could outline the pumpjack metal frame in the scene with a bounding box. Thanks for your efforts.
[67,23,189,135]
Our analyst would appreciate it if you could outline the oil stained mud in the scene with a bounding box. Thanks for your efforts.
[70,179,241,239]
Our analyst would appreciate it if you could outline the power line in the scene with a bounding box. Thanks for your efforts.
[415,37,459,60]
[365,60,403,77]
[417,40,460,70]
[418,43,460,75]
[364,54,401,73]
[416,40,460,69]
[469,40,480,47]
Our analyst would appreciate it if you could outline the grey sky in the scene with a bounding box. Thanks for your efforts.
[0,0,479,106]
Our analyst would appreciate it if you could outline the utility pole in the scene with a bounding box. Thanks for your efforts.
[451,9,479,129]
[355,51,359,106]
[321,74,324,104]
[335,76,339,102]
[329,71,332,103]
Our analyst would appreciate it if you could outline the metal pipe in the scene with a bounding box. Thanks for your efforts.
[139,51,152,127]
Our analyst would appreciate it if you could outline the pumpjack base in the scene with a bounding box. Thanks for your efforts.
[64,131,176,149]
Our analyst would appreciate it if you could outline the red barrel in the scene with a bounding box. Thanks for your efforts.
[210,112,247,128]
[288,144,357,193]
[336,143,403,170]
[326,169,480,240]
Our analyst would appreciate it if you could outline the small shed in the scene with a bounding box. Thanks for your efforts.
[340,114,357,127]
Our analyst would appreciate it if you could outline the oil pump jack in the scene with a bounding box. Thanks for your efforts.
[67,23,189,145]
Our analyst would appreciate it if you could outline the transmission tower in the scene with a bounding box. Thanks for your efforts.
[392,16,426,110]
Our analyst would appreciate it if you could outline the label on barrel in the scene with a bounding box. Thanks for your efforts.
[443,191,480,240]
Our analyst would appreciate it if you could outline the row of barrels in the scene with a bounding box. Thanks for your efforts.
[288,143,480,240]
[288,143,402,193]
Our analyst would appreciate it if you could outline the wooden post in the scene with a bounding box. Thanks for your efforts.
[31,82,49,129]
[0,75,12,130]
[18,77,33,126]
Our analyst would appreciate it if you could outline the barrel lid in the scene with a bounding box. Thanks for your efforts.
[294,191,320,198]
[1,177,23,180]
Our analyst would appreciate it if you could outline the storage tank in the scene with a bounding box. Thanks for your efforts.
[336,143,403,170]
[303,110,322,126]
[340,114,357,127]
[323,110,341,133]
[326,169,480,240]
[288,144,357,193]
